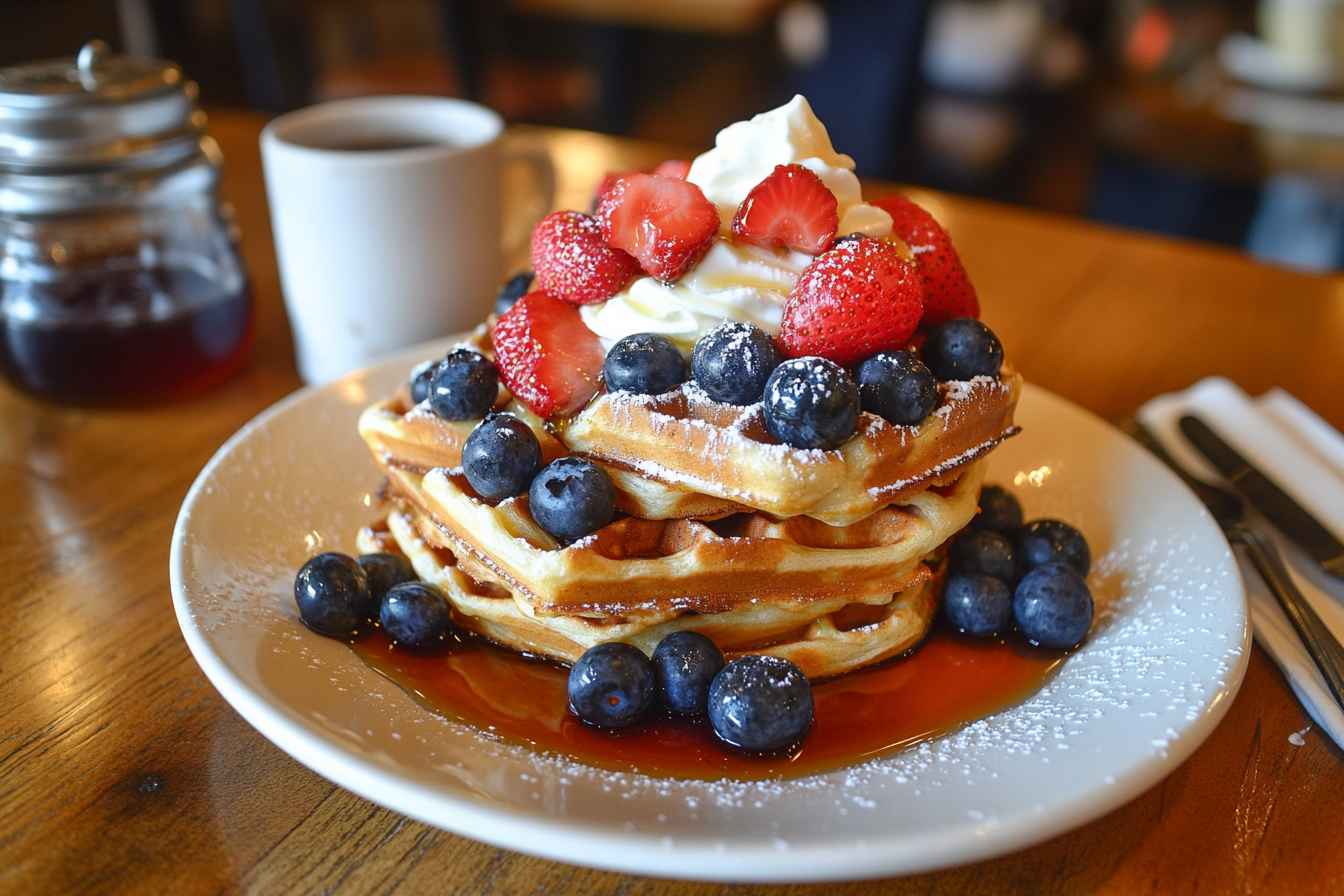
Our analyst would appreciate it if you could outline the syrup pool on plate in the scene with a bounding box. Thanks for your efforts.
[350,626,1063,780]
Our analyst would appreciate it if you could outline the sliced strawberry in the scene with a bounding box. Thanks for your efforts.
[596,173,719,282]
[653,158,692,179]
[530,210,640,305]
[871,194,979,326]
[730,164,838,255]
[591,170,634,210]
[778,237,925,365]
[491,290,605,417]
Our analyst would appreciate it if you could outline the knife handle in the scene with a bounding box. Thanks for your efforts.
[1233,525,1344,714]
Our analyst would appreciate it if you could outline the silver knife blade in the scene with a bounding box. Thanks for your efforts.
[1179,414,1344,578]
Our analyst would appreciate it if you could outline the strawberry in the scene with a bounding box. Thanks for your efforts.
[653,158,692,179]
[530,210,640,305]
[778,237,925,365]
[491,290,605,417]
[871,194,979,326]
[730,164,838,255]
[596,173,719,282]
[591,170,633,210]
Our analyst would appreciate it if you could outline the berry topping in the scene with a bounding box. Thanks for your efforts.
[294,552,374,637]
[357,552,417,604]
[530,210,640,305]
[527,456,616,543]
[950,529,1018,582]
[428,348,498,421]
[970,484,1024,533]
[652,631,725,717]
[653,158,692,179]
[1015,519,1091,577]
[762,356,860,449]
[462,412,542,503]
[944,573,1013,638]
[691,320,782,405]
[380,581,455,649]
[1013,563,1094,649]
[923,318,1003,381]
[494,270,534,315]
[730,164,839,255]
[568,642,657,729]
[492,291,605,418]
[602,332,687,396]
[855,349,939,426]
[408,359,439,404]
[872,194,980,326]
[778,236,924,365]
[708,655,813,753]
[597,173,719,282]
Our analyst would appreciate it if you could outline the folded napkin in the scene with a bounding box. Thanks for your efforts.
[1139,378,1344,748]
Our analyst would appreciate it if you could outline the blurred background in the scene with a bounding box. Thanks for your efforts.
[5,0,1342,271]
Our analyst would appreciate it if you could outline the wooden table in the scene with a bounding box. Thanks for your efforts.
[4,110,1342,895]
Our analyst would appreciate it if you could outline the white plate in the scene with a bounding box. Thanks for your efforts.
[171,341,1249,883]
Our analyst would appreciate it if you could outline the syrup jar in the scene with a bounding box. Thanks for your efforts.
[0,40,252,404]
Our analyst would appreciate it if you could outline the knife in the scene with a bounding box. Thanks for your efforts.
[1179,414,1344,578]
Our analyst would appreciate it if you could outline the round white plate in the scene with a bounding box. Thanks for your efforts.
[171,341,1248,883]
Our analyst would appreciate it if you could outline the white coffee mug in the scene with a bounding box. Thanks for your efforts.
[261,96,554,383]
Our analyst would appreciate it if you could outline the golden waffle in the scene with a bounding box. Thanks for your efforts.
[372,455,985,618]
[357,506,945,680]
[564,373,1021,525]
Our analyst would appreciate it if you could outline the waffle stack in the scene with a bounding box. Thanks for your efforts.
[356,328,1022,679]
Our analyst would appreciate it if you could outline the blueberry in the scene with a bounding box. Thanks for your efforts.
[409,360,440,404]
[944,572,1013,637]
[691,321,782,405]
[707,655,813,753]
[567,642,657,729]
[494,270,534,315]
[652,631,725,716]
[1013,563,1093,649]
[428,348,498,421]
[294,552,374,637]
[357,552,417,603]
[923,318,1003,381]
[462,413,542,502]
[762,357,860,449]
[603,333,687,396]
[380,581,454,649]
[950,529,1017,581]
[855,350,939,425]
[527,456,616,543]
[1015,519,1091,576]
[970,484,1023,533]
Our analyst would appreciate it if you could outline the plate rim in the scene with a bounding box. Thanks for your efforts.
[170,343,1250,883]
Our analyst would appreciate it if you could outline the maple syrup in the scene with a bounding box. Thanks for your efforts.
[0,265,253,404]
[350,625,1063,780]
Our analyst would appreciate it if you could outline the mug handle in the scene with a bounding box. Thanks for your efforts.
[500,142,556,265]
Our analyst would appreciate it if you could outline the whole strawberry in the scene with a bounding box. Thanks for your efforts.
[491,290,605,418]
[778,237,925,366]
[531,210,640,305]
[871,194,979,327]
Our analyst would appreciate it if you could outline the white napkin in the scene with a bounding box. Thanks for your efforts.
[1139,377,1344,748]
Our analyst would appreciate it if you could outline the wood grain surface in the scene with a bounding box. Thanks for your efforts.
[3,111,1342,895]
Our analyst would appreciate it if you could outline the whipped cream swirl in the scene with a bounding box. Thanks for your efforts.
[580,95,893,350]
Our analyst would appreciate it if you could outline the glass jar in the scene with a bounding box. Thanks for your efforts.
[0,40,252,404]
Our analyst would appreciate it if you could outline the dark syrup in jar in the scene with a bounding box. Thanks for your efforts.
[350,625,1064,780]
[0,264,253,404]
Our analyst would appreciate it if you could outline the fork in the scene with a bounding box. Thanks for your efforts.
[1128,420,1344,715]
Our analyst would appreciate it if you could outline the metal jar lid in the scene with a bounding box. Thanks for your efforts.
[0,40,218,214]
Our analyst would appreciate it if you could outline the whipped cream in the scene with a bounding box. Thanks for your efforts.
[581,95,893,349]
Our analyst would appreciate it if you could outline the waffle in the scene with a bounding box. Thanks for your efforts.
[371,455,985,618]
[358,505,946,679]
[565,373,1021,525]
